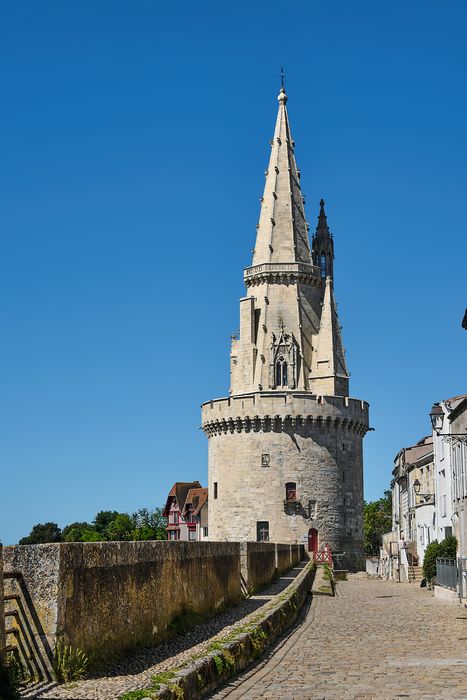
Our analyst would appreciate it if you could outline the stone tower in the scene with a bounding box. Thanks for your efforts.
[201,85,369,570]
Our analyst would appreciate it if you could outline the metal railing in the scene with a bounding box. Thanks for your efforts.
[436,557,457,591]
[458,558,467,600]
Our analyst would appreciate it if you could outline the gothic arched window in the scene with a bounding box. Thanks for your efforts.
[320,253,326,279]
[276,356,288,387]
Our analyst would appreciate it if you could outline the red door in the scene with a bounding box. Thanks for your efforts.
[308,528,318,554]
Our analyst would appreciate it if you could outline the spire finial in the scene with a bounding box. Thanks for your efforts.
[317,198,329,231]
[278,67,288,104]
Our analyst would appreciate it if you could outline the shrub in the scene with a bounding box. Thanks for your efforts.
[422,536,457,581]
[0,653,25,699]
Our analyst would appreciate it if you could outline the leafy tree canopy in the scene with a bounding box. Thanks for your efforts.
[62,522,93,542]
[93,511,121,535]
[19,508,167,544]
[19,522,62,545]
[106,513,134,541]
[363,490,392,556]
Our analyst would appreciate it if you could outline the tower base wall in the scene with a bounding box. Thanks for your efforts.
[202,392,369,571]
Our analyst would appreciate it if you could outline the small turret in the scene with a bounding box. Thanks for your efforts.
[312,198,334,281]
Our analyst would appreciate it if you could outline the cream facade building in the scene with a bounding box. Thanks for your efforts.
[202,85,370,570]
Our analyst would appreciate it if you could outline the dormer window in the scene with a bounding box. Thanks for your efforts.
[275,356,288,387]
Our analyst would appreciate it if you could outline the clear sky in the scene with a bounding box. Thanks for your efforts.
[1,1,466,545]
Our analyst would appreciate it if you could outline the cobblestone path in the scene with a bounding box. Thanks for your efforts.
[21,565,306,700]
[210,578,467,700]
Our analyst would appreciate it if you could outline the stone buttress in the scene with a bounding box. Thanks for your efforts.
[201,85,370,570]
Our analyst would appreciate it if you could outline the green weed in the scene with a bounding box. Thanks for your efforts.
[53,644,88,684]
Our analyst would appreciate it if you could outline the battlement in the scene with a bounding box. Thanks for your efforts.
[201,392,369,438]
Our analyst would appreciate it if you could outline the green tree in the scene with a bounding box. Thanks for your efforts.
[62,523,103,542]
[81,529,103,542]
[363,491,392,556]
[106,513,134,541]
[131,507,167,540]
[93,511,121,537]
[62,522,92,542]
[19,522,62,545]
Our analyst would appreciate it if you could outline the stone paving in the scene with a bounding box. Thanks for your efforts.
[209,577,467,700]
[21,565,306,700]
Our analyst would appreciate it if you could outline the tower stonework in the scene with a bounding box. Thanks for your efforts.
[201,86,369,570]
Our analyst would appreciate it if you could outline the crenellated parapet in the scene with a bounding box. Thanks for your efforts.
[202,392,369,438]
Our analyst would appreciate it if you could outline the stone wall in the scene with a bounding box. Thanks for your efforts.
[240,543,276,592]
[2,540,301,665]
[0,545,5,661]
[292,544,303,566]
[240,543,306,592]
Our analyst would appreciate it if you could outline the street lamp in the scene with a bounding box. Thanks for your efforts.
[429,403,467,446]
[412,479,434,501]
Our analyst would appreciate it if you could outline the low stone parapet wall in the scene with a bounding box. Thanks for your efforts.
[0,545,5,661]
[240,543,306,592]
[4,541,241,664]
[433,585,459,604]
[3,540,304,665]
[240,543,276,593]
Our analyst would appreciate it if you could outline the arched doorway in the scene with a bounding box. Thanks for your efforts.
[308,528,318,554]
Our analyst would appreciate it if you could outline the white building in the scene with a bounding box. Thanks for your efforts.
[392,436,434,566]
[431,395,467,555]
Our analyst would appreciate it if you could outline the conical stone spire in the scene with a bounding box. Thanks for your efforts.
[308,276,349,396]
[230,86,350,397]
[252,86,312,266]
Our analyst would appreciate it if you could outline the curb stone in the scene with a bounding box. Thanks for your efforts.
[123,561,316,700]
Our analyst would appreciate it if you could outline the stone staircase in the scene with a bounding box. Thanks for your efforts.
[408,565,424,583]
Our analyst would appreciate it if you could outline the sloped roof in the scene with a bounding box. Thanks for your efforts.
[183,487,208,516]
[448,396,467,423]
[443,394,467,408]
[163,481,202,517]
[404,437,433,463]
[394,436,433,470]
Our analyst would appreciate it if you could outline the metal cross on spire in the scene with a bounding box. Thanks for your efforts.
[280,66,285,90]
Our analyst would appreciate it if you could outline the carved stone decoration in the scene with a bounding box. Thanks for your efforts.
[269,326,299,389]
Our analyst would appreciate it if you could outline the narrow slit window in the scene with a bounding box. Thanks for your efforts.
[320,253,326,278]
[214,482,218,499]
[275,356,288,387]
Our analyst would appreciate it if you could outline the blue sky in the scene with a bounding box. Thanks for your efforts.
[1,1,466,545]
